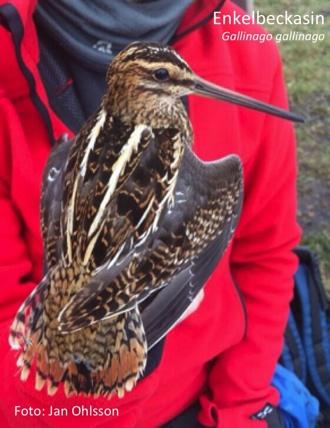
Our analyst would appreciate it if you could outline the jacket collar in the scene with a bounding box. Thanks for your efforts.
[0,0,226,142]
[1,0,226,46]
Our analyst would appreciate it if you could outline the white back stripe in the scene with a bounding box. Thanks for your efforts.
[80,108,107,178]
[87,124,150,238]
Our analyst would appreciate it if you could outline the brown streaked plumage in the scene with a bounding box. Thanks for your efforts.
[9,41,303,399]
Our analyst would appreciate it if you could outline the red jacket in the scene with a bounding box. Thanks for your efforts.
[0,1,301,427]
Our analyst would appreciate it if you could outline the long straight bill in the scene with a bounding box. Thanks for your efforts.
[193,76,305,123]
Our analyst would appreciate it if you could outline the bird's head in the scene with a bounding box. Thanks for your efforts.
[104,41,304,126]
[106,41,196,99]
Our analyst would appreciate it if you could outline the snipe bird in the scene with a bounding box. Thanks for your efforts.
[9,42,303,399]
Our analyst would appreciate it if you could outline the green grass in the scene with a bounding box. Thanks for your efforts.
[254,0,330,287]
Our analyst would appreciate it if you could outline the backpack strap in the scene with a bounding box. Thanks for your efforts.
[280,311,307,383]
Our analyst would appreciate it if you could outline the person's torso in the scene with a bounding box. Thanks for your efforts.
[0,1,278,426]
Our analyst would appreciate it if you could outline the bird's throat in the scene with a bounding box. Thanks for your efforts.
[104,91,193,144]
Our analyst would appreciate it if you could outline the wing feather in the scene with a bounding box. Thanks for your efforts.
[41,135,71,270]
[58,147,243,333]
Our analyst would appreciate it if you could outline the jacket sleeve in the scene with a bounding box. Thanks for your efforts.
[198,57,302,427]
[0,98,37,327]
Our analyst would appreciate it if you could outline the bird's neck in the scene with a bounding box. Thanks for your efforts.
[103,92,193,145]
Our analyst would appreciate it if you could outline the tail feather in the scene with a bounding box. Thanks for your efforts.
[59,308,147,398]
[9,275,48,350]
[10,296,147,399]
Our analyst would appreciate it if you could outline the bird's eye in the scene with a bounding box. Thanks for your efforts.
[153,68,170,81]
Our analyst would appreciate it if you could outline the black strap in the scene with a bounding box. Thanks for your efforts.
[161,402,205,428]
[0,3,54,144]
